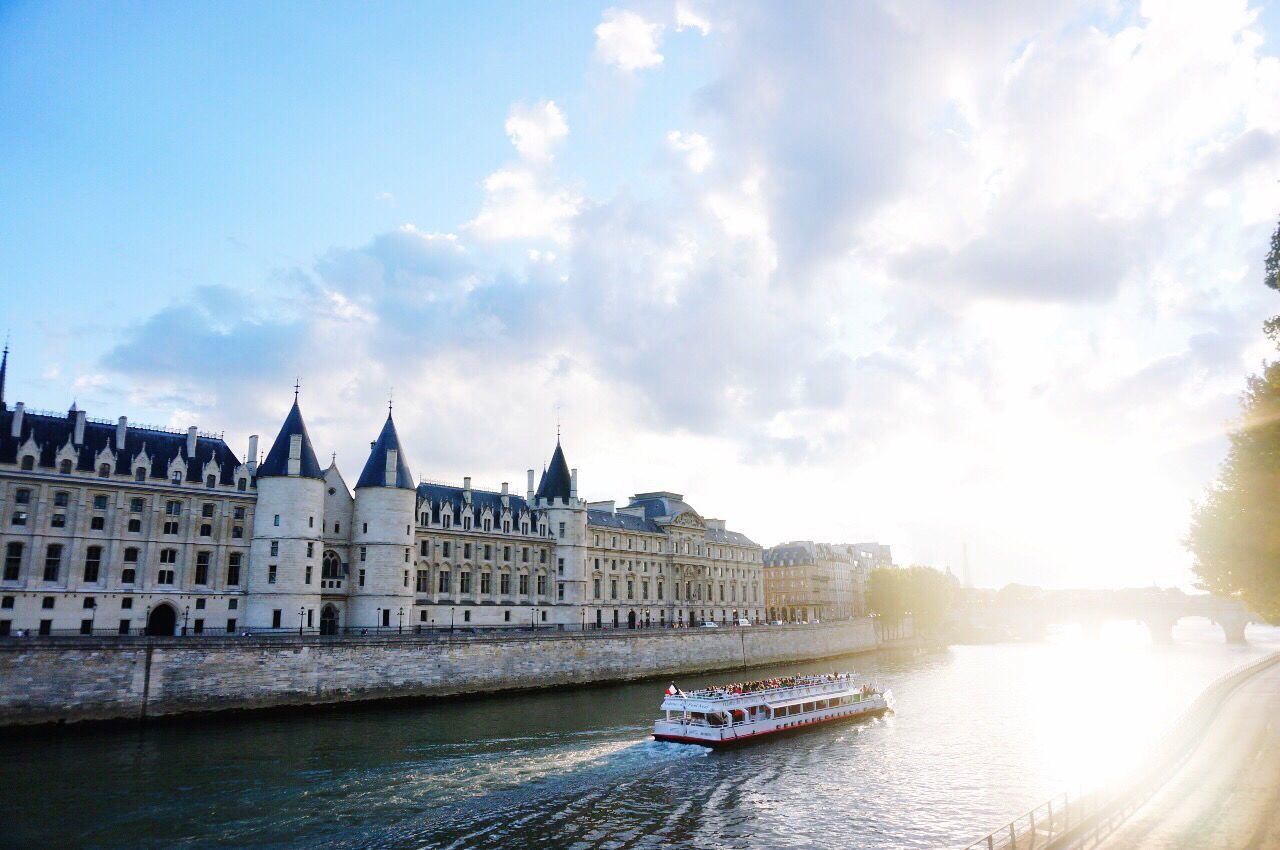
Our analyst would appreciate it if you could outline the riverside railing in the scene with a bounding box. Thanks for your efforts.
[961,650,1280,850]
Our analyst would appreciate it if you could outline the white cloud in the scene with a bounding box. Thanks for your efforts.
[675,2,710,35]
[465,167,581,243]
[504,100,569,163]
[594,8,664,72]
[665,130,714,173]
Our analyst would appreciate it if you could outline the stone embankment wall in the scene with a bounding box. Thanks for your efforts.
[0,619,884,727]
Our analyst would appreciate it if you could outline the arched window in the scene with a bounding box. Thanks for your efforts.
[59,459,72,474]
[135,467,147,481]
[322,551,343,582]
[20,455,34,470]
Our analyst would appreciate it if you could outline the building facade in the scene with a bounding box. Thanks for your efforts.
[0,353,763,635]
[763,540,875,623]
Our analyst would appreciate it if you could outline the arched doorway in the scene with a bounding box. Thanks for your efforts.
[146,604,177,636]
[628,610,637,629]
[320,604,339,636]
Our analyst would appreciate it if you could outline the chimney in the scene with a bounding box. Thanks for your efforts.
[73,409,86,446]
[527,469,535,502]
[246,435,259,473]
[570,468,578,499]
[10,402,22,438]
[501,481,508,495]
[385,448,398,486]
[463,476,471,491]
[186,425,198,457]
[116,416,127,451]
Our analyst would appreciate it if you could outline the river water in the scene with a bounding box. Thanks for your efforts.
[2,619,1277,849]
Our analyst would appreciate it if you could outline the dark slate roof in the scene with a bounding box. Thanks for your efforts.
[0,406,244,485]
[628,492,698,520]
[535,441,572,501]
[707,527,757,547]
[416,482,535,522]
[764,542,817,566]
[587,509,662,533]
[257,401,324,480]
[355,414,414,490]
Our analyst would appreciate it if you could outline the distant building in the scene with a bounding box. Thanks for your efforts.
[0,350,764,635]
[763,541,867,623]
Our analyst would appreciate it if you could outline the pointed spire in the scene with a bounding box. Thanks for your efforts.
[356,412,414,489]
[257,398,324,479]
[535,440,572,502]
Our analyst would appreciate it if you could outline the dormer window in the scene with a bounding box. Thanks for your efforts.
[59,459,72,474]
[171,470,183,484]
[98,464,111,478]
[20,456,34,470]
[135,467,146,481]
[205,475,216,489]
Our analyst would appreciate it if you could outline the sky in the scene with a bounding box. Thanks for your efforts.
[2,0,1279,591]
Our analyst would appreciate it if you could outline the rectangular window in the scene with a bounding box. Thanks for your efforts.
[558,522,565,539]
[227,553,241,586]
[611,579,618,599]
[360,546,367,562]
[268,564,277,584]
[657,581,663,600]
[199,523,212,537]
[484,544,492,560]
[480,572,491,594]
[306,542,314,558]
[519,574,529,595]
[84,547,102,583]
[158,569,175,585]
[537,575,546,595]
[557,583,564,600]
[166,500,182,516]
[272,610,282,629]
[4,543,22,581]
[163,520,179,535]
[130,497,144,512]
[557,557,564,576]
[463,542,471,559]
[270,541,279,557]
[438,571,450,593]
[416,570,429,593]
[359,569,366,587]
[43,544,62,582]
[42,596,54,609]
[593,578,601,598]
[305,565,312,584]
[201,503,215,518]
[233,506,245,520]
[460,572,471,594]
[273,514,280,527]
[627,580,634,600]
[503,545,511,561]
[193,552,209,585]
[500,573,511,594]
[128,518,142,533]
[442,542,451,558]
[90,516,105,530]
[51,513,66,528]
[420,540,429,556]
[522,547,529,563]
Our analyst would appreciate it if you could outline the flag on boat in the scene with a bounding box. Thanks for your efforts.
[665,683,682,696]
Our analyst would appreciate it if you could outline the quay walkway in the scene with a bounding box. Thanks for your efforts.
[1089,656,1280,849]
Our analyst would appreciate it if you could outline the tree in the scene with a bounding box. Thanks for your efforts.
[867,566,908,632]
[867,564,955,637]
[1187,217,1280,623]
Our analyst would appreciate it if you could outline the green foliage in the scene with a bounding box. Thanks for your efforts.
[867,564,956,636]
[1267,216,1280,292]
[1187,360,1280,623]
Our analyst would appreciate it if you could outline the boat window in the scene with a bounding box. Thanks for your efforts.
[803,702,815,713]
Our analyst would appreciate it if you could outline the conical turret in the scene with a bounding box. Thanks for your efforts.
[257,400,323,479]
[535,441,572,502]
[356,413,414,489]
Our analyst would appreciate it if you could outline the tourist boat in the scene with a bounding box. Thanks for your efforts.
[653,673,893,746]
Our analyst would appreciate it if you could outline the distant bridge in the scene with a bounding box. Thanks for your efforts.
[961,587,1261,644]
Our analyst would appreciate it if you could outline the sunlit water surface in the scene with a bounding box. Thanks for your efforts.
[2,619,1277,849]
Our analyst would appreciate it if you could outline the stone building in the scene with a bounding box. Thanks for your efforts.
[0,351,763,635]
[763,540,871,623]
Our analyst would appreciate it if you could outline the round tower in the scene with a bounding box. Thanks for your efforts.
[535,440,588,625]
[246,397,326,632]
[348,412,416,630]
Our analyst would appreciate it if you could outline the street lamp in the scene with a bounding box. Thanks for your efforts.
[299,606,305,636]
[183,605,190,636]
[531,607,537,631]
[581,608,586,632]
[144,605,151,638]
[376,607,383,634]
[398,607,404,634]
[450,607,455,634]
